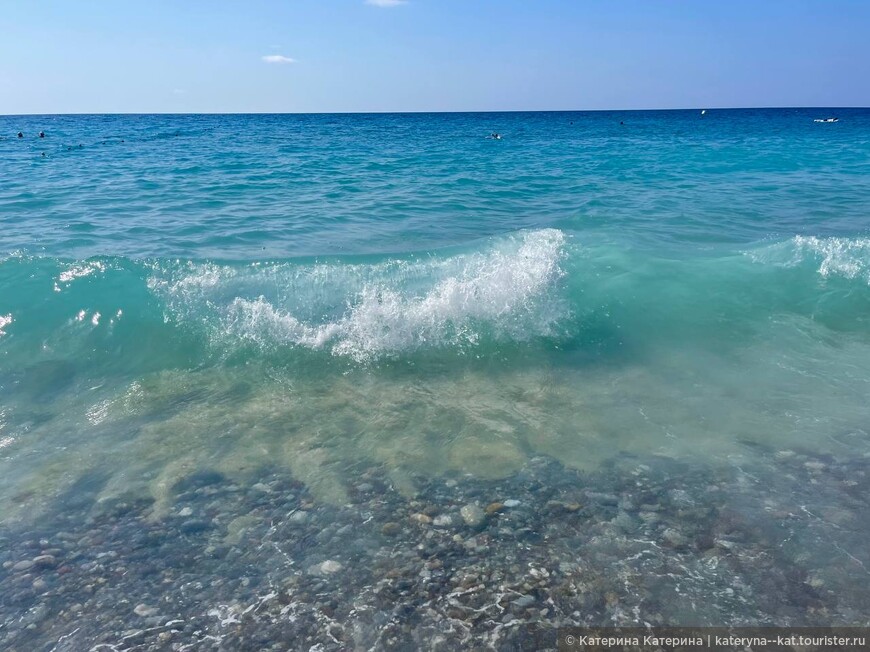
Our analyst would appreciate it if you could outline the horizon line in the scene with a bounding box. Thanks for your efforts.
[2,106,866,118]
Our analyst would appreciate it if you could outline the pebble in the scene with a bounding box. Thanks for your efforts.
[612,510,636,533]
[503,499,521,508]
[662,528,688,548]
[179,520,212,534]
[410,513,432,524]
[433,515,453,527]
[485,502,505,515]
[460,504,485,527]
[12,560,34,572]
[512,595,535,608]
[806,575,825,589]
[289,510,309,524]
[529,567,549,580]
[587,491,620,505]
[32,554,57,569]
[133,604,158,618]
[381,522,401,536]
[177,507,194,517]
[319,560,343,574]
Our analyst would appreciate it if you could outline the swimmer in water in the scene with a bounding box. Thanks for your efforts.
[490,132,502,140]
[39,131,45,138]
[17,132,23,138]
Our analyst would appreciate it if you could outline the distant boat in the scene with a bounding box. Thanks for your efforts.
[701,110,706,116]
[814,118,838,123]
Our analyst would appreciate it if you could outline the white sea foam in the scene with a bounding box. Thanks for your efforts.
[749,236,870,284]
[793,236,870,281]
[54,261,107,292]
[0,313,11,336]
[150,229,568,361]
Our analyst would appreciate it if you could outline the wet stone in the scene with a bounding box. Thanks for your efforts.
[320,560,342,574]
[662,528,689,548]
[381,522,401,536]
[32,554,57,569]
[460,504,485,527]
[512,594,535,608]
[179,519,212,534]
[133,604,158,617]
[612,510,637,533]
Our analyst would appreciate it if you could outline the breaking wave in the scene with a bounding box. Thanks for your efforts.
[748,235,870,284]
[148,229,569,361]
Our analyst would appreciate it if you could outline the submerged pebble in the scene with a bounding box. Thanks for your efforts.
[460,504,485,526]
[133,604,158,618]
[0,450,867,650]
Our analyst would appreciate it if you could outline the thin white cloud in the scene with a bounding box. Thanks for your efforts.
[262,55,296,64]
[366,0,407,6]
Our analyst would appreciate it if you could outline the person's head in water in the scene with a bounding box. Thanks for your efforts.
[39,131,45,138]
[17,132,23,138]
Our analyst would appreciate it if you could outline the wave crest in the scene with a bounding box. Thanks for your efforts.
[748,235,870,283]
[150,229,568,361]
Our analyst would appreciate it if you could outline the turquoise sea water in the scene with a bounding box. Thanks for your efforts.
[1,109,869,514]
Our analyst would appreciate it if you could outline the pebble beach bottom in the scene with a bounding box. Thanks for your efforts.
[1,442,868,651]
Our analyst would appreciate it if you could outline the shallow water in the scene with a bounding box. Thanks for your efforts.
[1,110,869,647]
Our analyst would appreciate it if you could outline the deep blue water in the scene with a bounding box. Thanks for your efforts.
[2,109,869,259]
[1,109,869,516]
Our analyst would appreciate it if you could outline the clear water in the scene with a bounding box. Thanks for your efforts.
[1,109,869,516]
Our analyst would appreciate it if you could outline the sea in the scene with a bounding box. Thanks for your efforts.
[1,110,869,649]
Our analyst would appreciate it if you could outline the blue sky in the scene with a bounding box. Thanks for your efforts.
[2,0,869,114]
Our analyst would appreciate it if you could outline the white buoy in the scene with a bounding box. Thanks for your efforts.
[701,109,706,115]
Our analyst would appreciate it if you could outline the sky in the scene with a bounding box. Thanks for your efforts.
[1,0,869,114]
